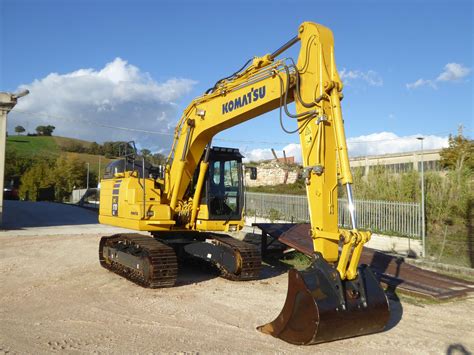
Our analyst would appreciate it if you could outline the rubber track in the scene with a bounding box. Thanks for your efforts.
[211,234,262,281]
[99,233,178,288]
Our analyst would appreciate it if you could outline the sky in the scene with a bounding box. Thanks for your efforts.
[1,0,472,161]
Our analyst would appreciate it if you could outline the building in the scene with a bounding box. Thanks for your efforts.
[350,149,442,175]
[244,160,299,186]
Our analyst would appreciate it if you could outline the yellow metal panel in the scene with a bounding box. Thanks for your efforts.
[99,174,172,229]
[99,215,174,231]
[195,219,244,232]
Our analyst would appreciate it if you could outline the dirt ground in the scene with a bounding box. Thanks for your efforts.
[0,232,473,354]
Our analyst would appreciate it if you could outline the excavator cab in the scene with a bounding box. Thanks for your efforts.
[188,147,246,231]
[206,147,244,221]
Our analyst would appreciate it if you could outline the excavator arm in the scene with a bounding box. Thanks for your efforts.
[162,22,390,344]
[165,22,368,281]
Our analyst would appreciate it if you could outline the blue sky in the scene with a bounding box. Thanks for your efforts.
[1,0,472,159]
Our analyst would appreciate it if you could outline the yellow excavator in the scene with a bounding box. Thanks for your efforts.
[98,21,390,345]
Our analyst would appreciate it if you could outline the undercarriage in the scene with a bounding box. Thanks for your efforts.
[99,233,261,288]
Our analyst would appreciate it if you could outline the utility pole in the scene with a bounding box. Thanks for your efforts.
[98,156,101,187]
[417,137,426,257]
[0,90,29,226]
[86,162,90,190]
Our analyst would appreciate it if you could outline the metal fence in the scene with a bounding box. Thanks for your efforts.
[244,192,421,238]
[71,188,422,238]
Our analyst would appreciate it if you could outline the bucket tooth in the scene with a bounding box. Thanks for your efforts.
[258,255,390,345]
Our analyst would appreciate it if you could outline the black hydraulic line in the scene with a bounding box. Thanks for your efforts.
[204,140,212,162]
[205,35,298,94]
[281,65,317,119]
[205,58,253,94]
[287,58,315,108]
[181,126,192,161]
[277,71,313,134]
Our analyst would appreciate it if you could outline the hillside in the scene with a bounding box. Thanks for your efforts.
[6,135,114,178]
[6,135,61,157]
[6,135,95,156]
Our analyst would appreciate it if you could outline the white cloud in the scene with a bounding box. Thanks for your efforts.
[242,148,273,162]
[242,132,448,162]
[406,78,436,89]
[9,58,197,151]
[339,69,383,87]
[347,132,448,157]
[243,143,302,163]
[436,63,471,82]
[406,63,470,89]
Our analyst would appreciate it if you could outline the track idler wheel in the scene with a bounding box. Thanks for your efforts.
[258,253,390,345]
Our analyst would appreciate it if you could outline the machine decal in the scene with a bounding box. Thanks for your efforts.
[111,181,121,216]
[112,196,119,216]
[222,86,266,114]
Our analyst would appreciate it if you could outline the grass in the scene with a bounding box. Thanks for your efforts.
[279,251,313,270]
[7,135,60,157]
[6,135,96,157]
[247,181,306,195]
[53,136,93,150]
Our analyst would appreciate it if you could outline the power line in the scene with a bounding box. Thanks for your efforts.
[10,108,471,146]
[11,108,175,136]
[11,108,295,145]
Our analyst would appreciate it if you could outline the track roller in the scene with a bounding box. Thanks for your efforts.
[99,233,178,288]
[183,234,262,281]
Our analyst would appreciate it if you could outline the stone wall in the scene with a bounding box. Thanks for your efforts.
[244,161,298,187]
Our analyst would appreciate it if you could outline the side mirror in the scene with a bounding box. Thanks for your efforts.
[249,167,257,180]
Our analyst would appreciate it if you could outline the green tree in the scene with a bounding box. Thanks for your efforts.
[102,141,134,158]
[140,148,151,158]
[19,161,55,201]
[88,142,102,155]
[35,125,56,136]
[4,150,39,182]
[150,152,166,165]
[63,141,86,153]
[14,125,26,135]
[53,156,90,201]
[440,127,473,171]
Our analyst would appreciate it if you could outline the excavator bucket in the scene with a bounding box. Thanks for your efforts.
[258,254,390,345]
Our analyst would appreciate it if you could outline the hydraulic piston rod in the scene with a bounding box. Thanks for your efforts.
[346,183,357,229]
[270,36,299,60]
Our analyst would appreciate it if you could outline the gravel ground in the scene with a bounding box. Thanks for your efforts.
[0,230,473,355]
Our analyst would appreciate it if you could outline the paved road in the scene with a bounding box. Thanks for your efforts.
[1,201,133,236]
